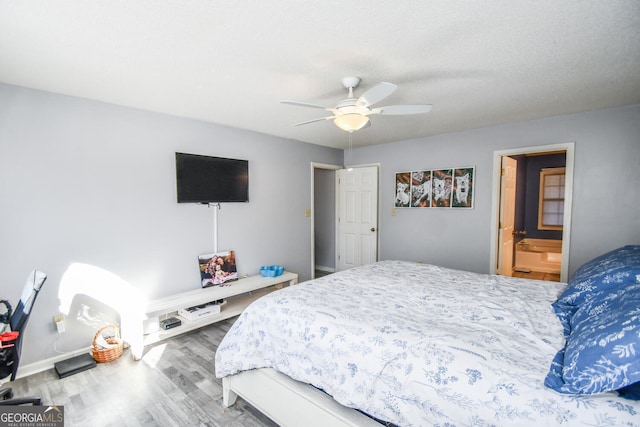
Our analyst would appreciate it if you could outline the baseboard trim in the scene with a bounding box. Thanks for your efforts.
[16,346,93,380]
[315,265,335,273]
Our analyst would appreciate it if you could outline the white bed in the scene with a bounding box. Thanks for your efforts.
[215,260,640,426]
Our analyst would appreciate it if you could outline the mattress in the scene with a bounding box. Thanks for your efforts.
[216,260,640,426]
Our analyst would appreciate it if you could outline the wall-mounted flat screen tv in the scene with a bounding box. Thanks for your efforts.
[175,152,249,203]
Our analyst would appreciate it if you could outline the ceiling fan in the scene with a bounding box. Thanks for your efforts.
[281,76,433,132]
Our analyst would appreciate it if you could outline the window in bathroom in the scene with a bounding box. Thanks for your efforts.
[538,167,565,230]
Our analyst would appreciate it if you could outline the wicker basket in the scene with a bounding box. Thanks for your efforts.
[92,324,123,363]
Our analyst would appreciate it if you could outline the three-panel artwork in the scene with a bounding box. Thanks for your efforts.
[395,167,475,209]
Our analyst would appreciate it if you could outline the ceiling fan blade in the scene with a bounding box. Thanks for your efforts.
[281,100,332,111]
[356,82,397,108]
[369,104,433,115]
[292,116,335,126]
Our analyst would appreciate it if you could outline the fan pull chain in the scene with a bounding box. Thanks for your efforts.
[347,131,353,170]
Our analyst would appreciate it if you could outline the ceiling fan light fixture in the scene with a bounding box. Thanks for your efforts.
[283,76,431,132]
[333,113,369,132]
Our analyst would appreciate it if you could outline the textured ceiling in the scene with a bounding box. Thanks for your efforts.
[1,1,639,149]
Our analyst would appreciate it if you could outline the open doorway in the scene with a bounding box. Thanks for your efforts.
[490,143,575,282]
[310,163,340,279]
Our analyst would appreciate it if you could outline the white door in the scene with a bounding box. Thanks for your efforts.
[337,166,378,271]
[498,156,517,276]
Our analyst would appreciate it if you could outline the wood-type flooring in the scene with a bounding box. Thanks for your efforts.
[7,318,277,426]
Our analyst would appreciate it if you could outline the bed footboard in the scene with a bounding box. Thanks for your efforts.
[221,368,381,427]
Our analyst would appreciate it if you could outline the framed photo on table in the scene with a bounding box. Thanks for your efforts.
[198,250,238,288]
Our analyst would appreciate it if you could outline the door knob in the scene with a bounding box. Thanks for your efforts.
[371,227,376,232]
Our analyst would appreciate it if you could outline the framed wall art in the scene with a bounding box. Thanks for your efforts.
[393,166,475,209]
[452,167,474,208]
[431,169,453,207]
[411,170,432,207]
[395,172,411,208]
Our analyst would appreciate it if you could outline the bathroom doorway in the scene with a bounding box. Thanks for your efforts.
[490,143,575,282]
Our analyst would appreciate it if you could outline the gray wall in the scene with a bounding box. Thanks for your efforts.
[0,83,342,366]
[351,104,640,276]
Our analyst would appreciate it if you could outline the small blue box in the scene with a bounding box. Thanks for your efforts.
[260,265,284,277]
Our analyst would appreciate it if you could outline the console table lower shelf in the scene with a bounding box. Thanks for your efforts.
[132,271,298,360]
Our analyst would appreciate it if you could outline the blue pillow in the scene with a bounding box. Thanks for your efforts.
[553,246,640,314]
[546,282,640,395]
[618,382,640,400]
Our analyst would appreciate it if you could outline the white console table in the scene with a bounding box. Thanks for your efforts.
[132,271,298,360]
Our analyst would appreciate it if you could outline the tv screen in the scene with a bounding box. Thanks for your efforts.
[175,152,249,203]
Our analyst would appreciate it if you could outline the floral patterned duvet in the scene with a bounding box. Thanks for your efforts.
[215,261,640,426]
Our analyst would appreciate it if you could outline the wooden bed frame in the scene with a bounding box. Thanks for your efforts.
[222,368,382,427]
